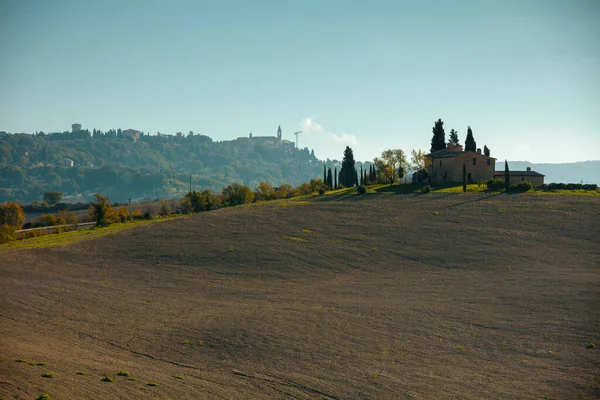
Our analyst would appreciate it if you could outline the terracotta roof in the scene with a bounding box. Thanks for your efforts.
[494,170,545,177]
[428,149,496,159]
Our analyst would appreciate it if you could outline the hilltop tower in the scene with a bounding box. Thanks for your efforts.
[277,125,282,144]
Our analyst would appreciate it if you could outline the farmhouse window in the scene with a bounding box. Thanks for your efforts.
[472,158,476,165]
[487,159,490,166]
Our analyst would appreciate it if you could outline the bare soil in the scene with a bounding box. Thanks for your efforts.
[1,192,599,399]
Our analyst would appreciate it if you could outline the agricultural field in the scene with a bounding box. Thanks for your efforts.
[0,192,599,399]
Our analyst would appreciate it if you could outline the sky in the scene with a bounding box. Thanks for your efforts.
[1,0,599,163]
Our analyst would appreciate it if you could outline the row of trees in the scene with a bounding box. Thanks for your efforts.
[431,119,490,156]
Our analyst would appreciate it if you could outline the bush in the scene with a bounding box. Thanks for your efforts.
[0,201,25,229]
[87,194,117,226]
[357,185,367,195]
[0,224,17,244]
[420,185,431,193]
[540,183,598,191]
[318,187,326,195]
[511,181,533,192]
[486,179,505,191]
[159,201,171,216]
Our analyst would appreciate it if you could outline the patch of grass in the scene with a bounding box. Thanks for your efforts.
[76,371,88,376]
[586,343,596,349]
[101,376,114,382]
[228,244,234,252]
[147,381,160,387]
[456,344,467,353]
[29,361,46,366]
[41,372,54,378]
[128,377,137,381]
[116,370,130,377]
[36,394,52,400]
[15,359,28,363]
[0,216,186,253]
[286,236,307,242]
[173,375,184,380]
[301,228,313,233]
[434,184,485,193]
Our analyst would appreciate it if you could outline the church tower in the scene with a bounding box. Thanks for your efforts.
[277,125,282,144]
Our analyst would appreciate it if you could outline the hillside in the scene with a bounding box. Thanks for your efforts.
[500,160,600,184]
[1,192,598,399]
[0,130,353,203]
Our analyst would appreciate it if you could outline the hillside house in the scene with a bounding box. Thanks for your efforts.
[494,167,545,186]
[62,158,74,167]
[427,143,496,184]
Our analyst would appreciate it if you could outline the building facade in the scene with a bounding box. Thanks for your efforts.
[427,143,496,184]
[493,167,545,186]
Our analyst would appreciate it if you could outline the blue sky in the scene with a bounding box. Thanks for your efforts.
[1,0,598,163]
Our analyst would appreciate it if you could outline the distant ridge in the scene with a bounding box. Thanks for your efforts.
[496,161,600,184]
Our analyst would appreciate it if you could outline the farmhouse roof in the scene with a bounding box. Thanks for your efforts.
[428,148,496,159]
[494,170,545,177]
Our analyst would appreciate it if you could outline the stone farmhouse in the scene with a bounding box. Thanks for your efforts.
[494,167,545,186]
[427,142,496,184]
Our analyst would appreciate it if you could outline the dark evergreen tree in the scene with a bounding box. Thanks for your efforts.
[462,164,467,192]
[338,170,342,189]
[484,145,490,157]
[326,168,333,189]
[360,165,364,185]
[334,167,338,189]
[340,146,357,187]
[465,126,477,152]
[323,164,327,183]
[504,160,510,191]
[364,169,368,186]
[449,129,460,145]
[430,119,446,152]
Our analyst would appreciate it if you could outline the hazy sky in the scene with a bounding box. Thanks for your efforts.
[1,0,599,163]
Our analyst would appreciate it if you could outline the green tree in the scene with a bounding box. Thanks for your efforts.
[449,129,460,146]
[462,164,467,192]
[504,160,510,191]
[221,183,254,206]
[326,168,333,189]
[323,165,327,184]
[43,191,62,206]
[360,165,364,185]
[465,126,477,152]
[484,145,490,157]
[340,146,357,187]
[380,149,407,184]
[430,119,446,152]
[254,181,275,201]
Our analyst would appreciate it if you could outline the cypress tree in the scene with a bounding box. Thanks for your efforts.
[484,145,490,157]
[430,119,446,152]
[334,167,338,189]
[465,126,477,152]
[323,164,327,184]
[364,169,368,186]
[504,160,510,191]
[462,164,467,192]
[340,146,356,187]
[360,165,364,185]
[327,168,333,189]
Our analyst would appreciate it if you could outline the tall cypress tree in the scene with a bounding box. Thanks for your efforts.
[430,119,446,152]
[327,168,333,189]
[504,160,510,191]
[360,165,364,185]
[334,167,338,189]
[484,145,490,157]
[323,164,327,183]
[462,164,467,192]
[340,146,356,187]
[364,169,368,186]
[465,126,477,152]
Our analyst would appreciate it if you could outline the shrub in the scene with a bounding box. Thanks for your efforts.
[147,381,160,387]
[0,224,17,244]
[0,201,25,229]
[116,206,131,222]
[41,213,58,227]
[87,194,117,226]
[41,372,54,378]
[116,370,130,377]
[159,200,171,216]
[131,208,143,219]
[357,185,367,195]
[36,393,52,400]
[101,376,113,382]
[318,187,326,195]
[420,185,431,193]
[511,181,533,193]
[486,179,505,191]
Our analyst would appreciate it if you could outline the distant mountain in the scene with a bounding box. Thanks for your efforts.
[497,161,600,184]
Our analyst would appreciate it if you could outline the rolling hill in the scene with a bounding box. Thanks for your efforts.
[1,191,598,399]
